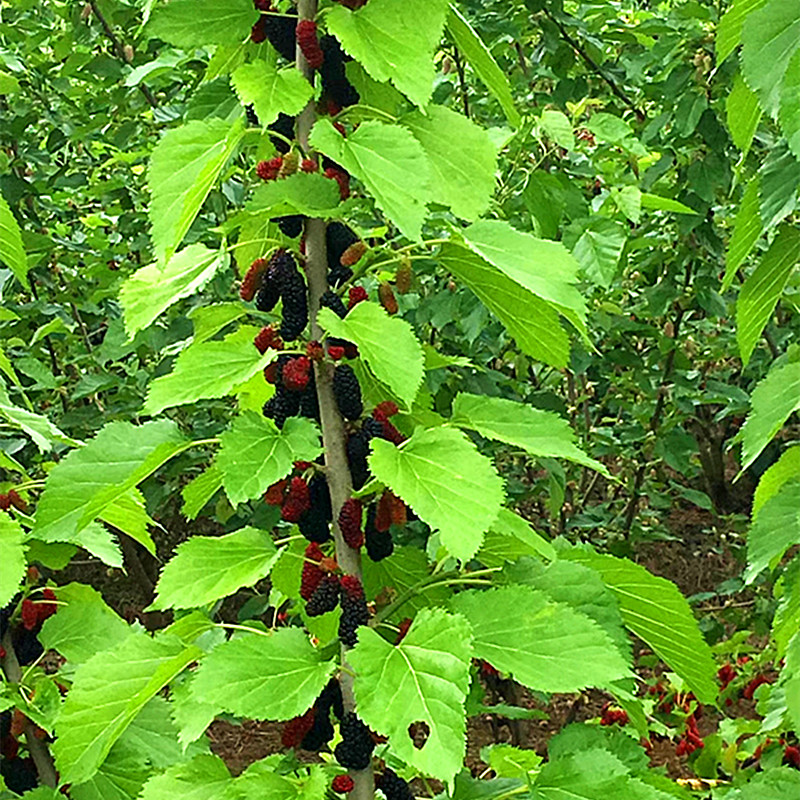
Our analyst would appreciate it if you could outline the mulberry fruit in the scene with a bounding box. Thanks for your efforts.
[268,113,296,154]
[379,282,398,314]
[250,17,268,43]
[306,574,341,616]
[301,707,335,751]
[254,325,283,354]
[278,150,299,177]
[299,376,321,422]
[318,678,344,720]
[298,476,333,543]
[346,431,370,490]
[263,388,301,428]
[320,289,348,319]
[282,356,312,391]
[333,365,363,420]
[282,477,311,522]
[240,257,269,301]
[276,214,304,238]
[306,340,324,361]
[272,254,308,341]
[377,768,415,800]
[255,279,281,313]
[257,156,283,182]
[245,104,259,126]
[325,166,351,200]
[328,345,346,361]
[341,241,366,267]
[395,260,413,294]
[348,286,368,309]
[263,11,298,61]
[338,498,364,549]
[376,490,406,531]
[327,222,358,270]
[319,35,360,109]
[334,712,374,770]
[338,575,369,646]
[282,708,315,749]
[300,543,325,600]
[296,20,324,69]
[264,479,289,506]
[21,589,57,631]
[332,775,355,793]
[301,158,319,173]
[365,517,393,563]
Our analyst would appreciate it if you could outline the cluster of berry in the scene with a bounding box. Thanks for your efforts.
[0,489,26,513]
[265,468,333,543]
[599,702,629,727]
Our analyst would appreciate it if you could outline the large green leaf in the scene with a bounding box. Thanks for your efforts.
[0,191,28,288]
[99,490,157,556]
[451,393,607,474]
[39,584,131,665]
[350,608,472,781]
[139,754,232,800]
[318,302,424,408]
[32,420,188,545]
[0,389,79,452]
[740,0,800,115]
[148,118,245,263]
[462,220,586,322]
[144,327,273,415]
[739,362,800,473]
[445,5,520,127]
[780,49,800,160]
[53,632,201,785]
[569,219,627,288]
[309,118,431,240]
[737,226,800,365]
[451,587,631,693]
[369,427,504,561]
[120,245,224,338]
[189,628,335,721]
[182,465,224,520]
[486,507,557,563]
[735,768,800,800]
[563,549,717,704]
[231,62,313,127]
[218,413,321,504]
[0,514,25,607]
[723,177,763,290]
[150,527,280,611]
[246,173,342,218]
[326,0,449,109]
[401,106,497,220]
[148,0,256,48]
[727,71,762,156]
[753,445,800,517]
[438,242,570,367]
[746,479,800,580]
[717,0,767,64]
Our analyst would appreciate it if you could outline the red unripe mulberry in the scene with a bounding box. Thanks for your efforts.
[257,156,283,181]
[301,159,319,173]
[301,543,326,600]
[296,20,324,69]
[282,356,312,391]
[254,325,283,354]
[379,282,398,314]
[328,345,346,361]
[240,257,269,301]
[325,166,350,199]
[348,286,368,309]
[282,477,311,522]
[264,479,289,505]
[338,499,364,549]
[340,241,366,267]
[282,709,316,749]
[373,401,399,421]
[331,775,355,793]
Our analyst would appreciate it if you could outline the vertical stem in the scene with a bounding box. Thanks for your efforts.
[295,3,373,797]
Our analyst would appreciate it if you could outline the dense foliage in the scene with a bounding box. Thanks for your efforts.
[1,1,800,799]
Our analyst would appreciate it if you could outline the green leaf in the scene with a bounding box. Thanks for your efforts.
[563,549,717,704]
[0,70,20,94]
[148,118,245,263]
[369,427,504,561]
[144,326,272,415]
[327,0,449,108]
[438,242,569,367]
[451,586,631,693]
[487,508,556,562]
[779,49,800,160]
[445,5,520,128]
[53,632,201,785]
[759,145,800,228]
[98,490,156,556]
[0,393,77,452]
[151,527,280,610]
[740,0,800,115]
[717,0,767,64]
[139,754,232,800]
[32,420,187,546]
[723,177,763,291]
[120,245,224,338]
[735,768,800,800]
[727,71,762,156]
[532,747,636,800]
[218,413,321,505]
[69,523,123,569]
[182,465,224,520]
[0,191,28,288]
[0,514,25,607]
[350,608,472,781]
[540,109,574,150]
[746,479,800,580]
[189,628,335,721]
[754,445,800,517]
[318,302,424,408]
[401,106,497,221]
[639,193,699,215]
[247,172,342,218]
[231,62,313,127]
[737,226,800,365]
[451,393,607,474]
[586,113,647,156]
[39,584,131,665]
[309,118,431,240]
[462,220,586,321]
[569,218,627,288]
[148,0,256,48]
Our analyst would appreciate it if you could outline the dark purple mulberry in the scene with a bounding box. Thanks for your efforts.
[333,365,362,420]
[306,574,341,617]
[334,712,374,770]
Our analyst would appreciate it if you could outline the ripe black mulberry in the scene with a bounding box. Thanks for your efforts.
[333,365,363,420]
[334,712,374,770]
